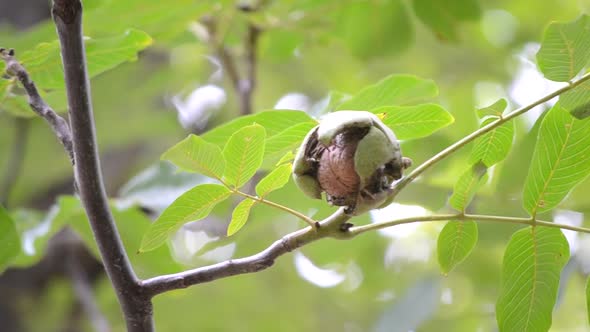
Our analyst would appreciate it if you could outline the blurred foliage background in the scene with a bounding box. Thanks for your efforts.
[1,0,590,331]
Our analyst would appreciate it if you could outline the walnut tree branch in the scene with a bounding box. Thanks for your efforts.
[0,49,74,163]
[143,206,590,296]
[142,209,351,296]
[51,0,152,331]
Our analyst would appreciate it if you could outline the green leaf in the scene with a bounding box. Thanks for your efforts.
[84,0,212,42]
[323,91,349,113]
[0,78,35,117]
[54,196,183,275]
[227,199,256,236]
[336,0,413,58]
[0,205,20,272]
[437,220,478,274]
[264,122,317,161]
[223,124,266,189]
[537,15,590,82]
[19,29,153,90]
[469,118,514,167]
[0,78,13,103]
[10,199,78,267]
[476,98,507,118]
[276,151,296,166]
[0,0,210,53]
[449,163,488,211]
[372,104,454,140]
[336,75,438,111]
[413,0,481,41]
[259,29,303,61]
[139,184,231,252]
[161,134,225,180]
[42,196,182,275]
[2,89,73,117]
[560,79,590,119]
[255,163,292,198]
[0,95,34,119]
[523,104,590,215]
[203,110,315,147]
[497,111,548,196]
[496,227,569,332]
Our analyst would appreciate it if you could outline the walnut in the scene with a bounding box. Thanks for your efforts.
[293,111,411,215]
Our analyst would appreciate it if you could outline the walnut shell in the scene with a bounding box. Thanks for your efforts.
[293,111,411,214]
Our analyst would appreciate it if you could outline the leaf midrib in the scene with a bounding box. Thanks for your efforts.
[558,27,575,79]
[523,227,538,332]
[448,221,464,269]
[233,135,256,188]
[532,117,575,215]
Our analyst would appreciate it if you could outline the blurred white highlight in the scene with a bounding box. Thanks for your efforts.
[553,210,583,253]
[508,43,565,128]
[370,203,436,267]
[274,92,311,112]
[173,84,226,131]
[294,252,345,288]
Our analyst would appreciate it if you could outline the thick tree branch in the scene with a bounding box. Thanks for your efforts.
[0,49,74,163]
[51,1,152,331]
[0,117,30,206]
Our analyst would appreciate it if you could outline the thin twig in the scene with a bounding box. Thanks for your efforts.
[391,71,590,197]
[0,117,30,206]
[0,49,74,163]
[51,1,152,331]
[202,17,261,115]
[346,213,590,237]
[233,189,318,227]
[201,17,242,94]
[219,46,242,92]
[238,24,260,115]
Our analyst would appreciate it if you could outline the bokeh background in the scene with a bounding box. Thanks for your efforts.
[1,0,590,331]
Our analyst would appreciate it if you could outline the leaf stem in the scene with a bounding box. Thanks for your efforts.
[233,190,318,227]
[392,71,590,196]
[346,212,590,237]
